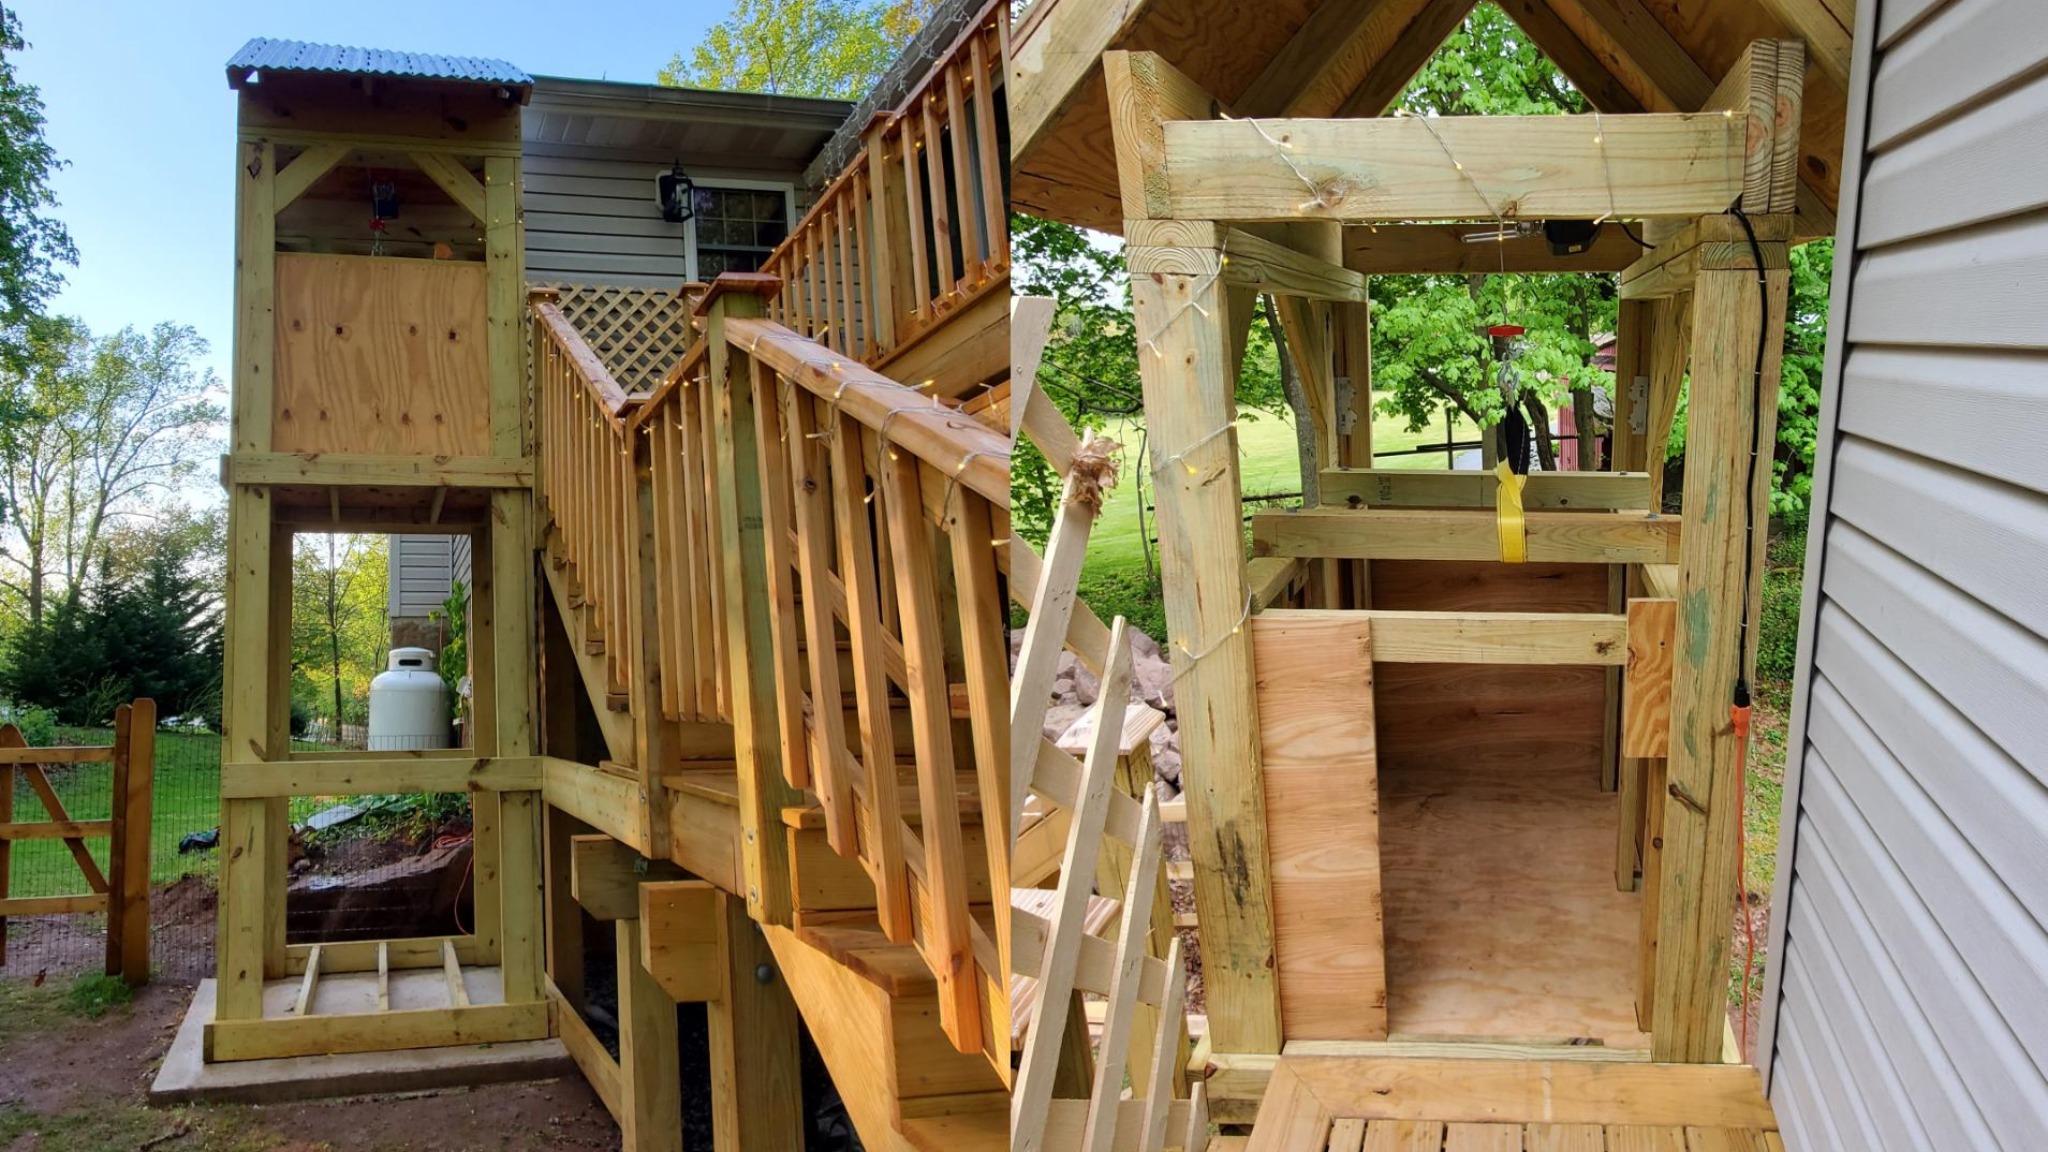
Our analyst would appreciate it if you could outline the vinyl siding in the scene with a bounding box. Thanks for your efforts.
[1763,0,2048,1146]
[388,534,472,619]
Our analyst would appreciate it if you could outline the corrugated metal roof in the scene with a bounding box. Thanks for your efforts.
[226,38,531,90]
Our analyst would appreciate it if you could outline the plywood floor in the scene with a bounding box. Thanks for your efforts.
[1380,757,1649,1050]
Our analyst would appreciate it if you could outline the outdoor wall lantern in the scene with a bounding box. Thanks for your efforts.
[657,162,696,224]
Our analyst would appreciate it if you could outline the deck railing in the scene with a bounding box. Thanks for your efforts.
[760,0,1007,371]
[535,275,1012,1066]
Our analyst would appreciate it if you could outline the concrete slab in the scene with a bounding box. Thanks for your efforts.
[151,980,576,1106]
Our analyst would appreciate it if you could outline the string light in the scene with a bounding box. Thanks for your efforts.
[1222,110,1333,214]
[1168,591,1255,683]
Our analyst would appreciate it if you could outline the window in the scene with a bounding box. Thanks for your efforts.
[691,186,790,279]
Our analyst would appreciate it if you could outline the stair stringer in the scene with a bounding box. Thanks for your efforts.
[762,924,1008,1152]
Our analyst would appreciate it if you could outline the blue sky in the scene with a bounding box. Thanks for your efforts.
[12,0,726,386]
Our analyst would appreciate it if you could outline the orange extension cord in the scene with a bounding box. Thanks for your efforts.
[1733,701,1758,1059]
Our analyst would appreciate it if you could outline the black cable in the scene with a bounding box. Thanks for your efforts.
[1729,205,1770,712]
[1614,218,1651,249]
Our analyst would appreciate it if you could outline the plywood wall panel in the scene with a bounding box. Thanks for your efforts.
[272,254,492,456]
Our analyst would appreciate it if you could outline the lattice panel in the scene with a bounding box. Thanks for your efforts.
[531,282,697,394]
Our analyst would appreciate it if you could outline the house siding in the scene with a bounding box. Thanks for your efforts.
[1762,0,2048,1148]
[388,534,472,620]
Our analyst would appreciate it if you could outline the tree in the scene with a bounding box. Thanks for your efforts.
[0,8,75,364]
[0,320,224,632]
[289,534,389,739]
[1369,3,1616,468]
[661,0,936,99]
[0,507,224,725]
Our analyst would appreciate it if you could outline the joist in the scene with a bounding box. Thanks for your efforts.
[1320,469,1652,510]
[225,452,533,488]
[1127,221,1369,302]
[1620,215,1798,300]
[1159,113,1745,223]
[1252,508,1681,565]
[1260,609,1629,665]
[205,1001,551,1062]
[1342,222,1647,275]
[569,834,690,921]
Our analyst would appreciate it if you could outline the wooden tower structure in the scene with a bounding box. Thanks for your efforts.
[214,43,544,1061]
[1009,0,1852,1142]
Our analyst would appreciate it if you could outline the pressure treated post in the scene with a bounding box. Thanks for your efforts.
[709,890,804,1152]
[704,278,804,925]
[1105,50,1284,1055]
[1651,227,1789,1061]
[616,918,683,1152]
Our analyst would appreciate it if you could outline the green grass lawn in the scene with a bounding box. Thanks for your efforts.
[1079,396,1482,638]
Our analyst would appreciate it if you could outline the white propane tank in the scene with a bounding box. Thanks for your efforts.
[367,647,450,751]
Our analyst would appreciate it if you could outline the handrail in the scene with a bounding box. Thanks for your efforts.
[757,0,1008,373]
[535,276,1012,1072]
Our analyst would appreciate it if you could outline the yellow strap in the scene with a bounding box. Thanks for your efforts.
[1495,459,1527,564]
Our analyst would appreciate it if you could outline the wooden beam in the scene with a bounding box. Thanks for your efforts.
[638,880,723,1002]
[1109,52,1284,1059]
[1622,215,1797,300]
[616,918,683,1152]
[706,294,803,926]
[411,151,488,225]
[1756,0,1850,85]
[1007,0,1147,166]
[1127,221,1370,302]
[1252,508,1681,564]
[1321,468,1652,509]
[1342,221,1647,275]
[1235,0,1407,117]
[205,1001,550,1063]
[272,142,349,211]
[1161,113,1745,223]
[220,756,541,798]
[1332,0,1479,117]
[1652,254,1789,1061]
[1494,0,1647,115]
[225,452,532,488]
[569,834,689,922]
[1623,598,1677,757]
[1261,608,1629,664]
[708,890,804,1152]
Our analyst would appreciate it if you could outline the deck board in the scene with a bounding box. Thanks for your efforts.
[1247,1057,1778,1151]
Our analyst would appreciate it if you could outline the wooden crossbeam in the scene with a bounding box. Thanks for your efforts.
[1342,221,1647,275]
[1159,113,1745,223]
[410,152,488,225]
[225,452,533,488]
[272,143,349,211]
[1320,469,1652,510]
[220,755,542,798]
[1252,508,1681,564]
[1620,215,1797,300]
[1127,221,1368,302]
[1260,608,1630,665]
[570,834,690,922]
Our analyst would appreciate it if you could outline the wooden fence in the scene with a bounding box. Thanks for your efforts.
[0,699,157,984]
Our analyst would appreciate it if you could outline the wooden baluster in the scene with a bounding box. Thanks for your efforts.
[649,413,681,722]
[919,88,957,305]
[658,413,698,722]
[849,167,871,361]
[834,203,857,363]
[899,118,932,328]
[969,30,1007,280]
[861,127,899,356]
[828,409,911,939]
[785,391,857,853]
[948,492,1011,1046]
[943,61,981,280]
[879,447,977,1049]
[749,359,811,791]
[683,397,719,720]
[697,366,730,718]
[866,428,901,632]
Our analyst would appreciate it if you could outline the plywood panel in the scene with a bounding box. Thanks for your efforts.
[273,254,491,456]
[1370,562,1610,776]
[1250,612,1386,1041]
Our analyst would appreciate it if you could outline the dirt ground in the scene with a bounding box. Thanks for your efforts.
[0,979,619,1152]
